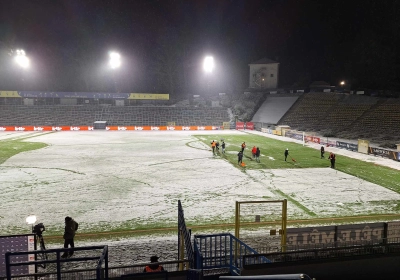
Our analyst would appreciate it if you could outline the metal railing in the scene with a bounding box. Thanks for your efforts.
[5,245,108,280]
[193,233,270,276]
[5,259,189,279]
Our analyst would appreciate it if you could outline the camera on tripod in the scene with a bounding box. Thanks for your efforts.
[32,223,45,236]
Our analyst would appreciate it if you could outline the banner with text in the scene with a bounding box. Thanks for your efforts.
[0,234,35,277]
[235,122,254,130]
[287,222,385,247]
[305,135,321,144]
[368,147,398,160]
[0,126,221,131]
[285,131,303,141]
[0,91,170,100]
[336,141,358,151]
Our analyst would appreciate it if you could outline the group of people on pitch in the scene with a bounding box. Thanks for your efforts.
[237,142,261,165]
[285,146,336,168]
[320,145,336,168]
[212,140,336,168]
[210,139,226,155]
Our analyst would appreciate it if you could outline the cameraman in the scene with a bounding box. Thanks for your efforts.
[33,223,45,237]
[62,216,79,258]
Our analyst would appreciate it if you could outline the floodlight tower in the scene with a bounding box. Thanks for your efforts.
[109,51,121,69]
[203,56,214,95]
[15,49,30,69]
[14,49,30,90]
[109,51,121,92]
[203,56,214,73]
[340,80,345,92]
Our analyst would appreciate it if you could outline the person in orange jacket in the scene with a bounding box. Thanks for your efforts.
[241,142,246,152]
[211,140,216,154]
[252,146,257,159]
[143,256,165,272]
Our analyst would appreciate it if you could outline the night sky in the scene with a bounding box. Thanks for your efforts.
[0,0,399,97]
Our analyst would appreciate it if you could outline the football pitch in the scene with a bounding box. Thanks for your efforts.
[1,130,399,239]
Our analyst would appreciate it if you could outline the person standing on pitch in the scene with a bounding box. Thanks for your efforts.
[211,140,216,155]
[241,142,246,153]
[252,146,257,159]
[61,216,79,258]
[328,152,336,168]
[284,148,289,161]
[320,146,325,159]
[237,150,243,164]
[221,140,226,154]
[255,147,261,163]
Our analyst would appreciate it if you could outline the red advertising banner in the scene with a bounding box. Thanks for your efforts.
[236,122,244,130]
[235,122,254,130]
[305,136,320,144]
[245,122,254,130]
[0,126,222,131]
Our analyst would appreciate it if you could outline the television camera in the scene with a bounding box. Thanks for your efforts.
[32,223,45,236]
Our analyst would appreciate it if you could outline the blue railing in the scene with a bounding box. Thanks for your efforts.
[193,233,270,275]
[5,245,108,280]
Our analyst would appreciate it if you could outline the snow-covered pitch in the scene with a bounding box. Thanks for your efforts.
[1,130,399,236]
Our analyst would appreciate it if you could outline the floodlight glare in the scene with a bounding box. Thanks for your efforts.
[203,56,214,73]
[15,49,30,68]
[109,51,121,69]
[340,81,345,86]
[26,215,37,225]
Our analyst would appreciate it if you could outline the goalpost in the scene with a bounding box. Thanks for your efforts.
[235,199,288,251]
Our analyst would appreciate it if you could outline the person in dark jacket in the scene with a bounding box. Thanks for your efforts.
[255,147,261,163]
[143,255,165,272]
[320,146,325,159]
[284,148,289,162]
[221,140,226,154]
[237,151,243,164]
[61,216,79,258]
[328,152,336,168]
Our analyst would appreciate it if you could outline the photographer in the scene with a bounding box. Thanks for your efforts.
[62,216,79,258]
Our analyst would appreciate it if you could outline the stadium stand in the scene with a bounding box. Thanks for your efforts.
[251,94,300,125]
[269,92,400,147]
[0,105,230,126]
[337,98,400,142]
[277,92,341,131]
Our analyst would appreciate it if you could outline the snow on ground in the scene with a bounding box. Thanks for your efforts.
[1,130,399,237]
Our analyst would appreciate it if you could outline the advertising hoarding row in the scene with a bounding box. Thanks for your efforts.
[0,91,169,100]
[286,221,400,247]
[0,126,222,131]
[235,122,254,130]
[280,130,399,161]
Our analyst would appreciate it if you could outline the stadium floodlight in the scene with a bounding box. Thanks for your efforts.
[26,215,37,225]
[109,51,121,69]
[15,49,30,68]
[340,81,345,86]
[203,56,214,73]
[26,215,37,232]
